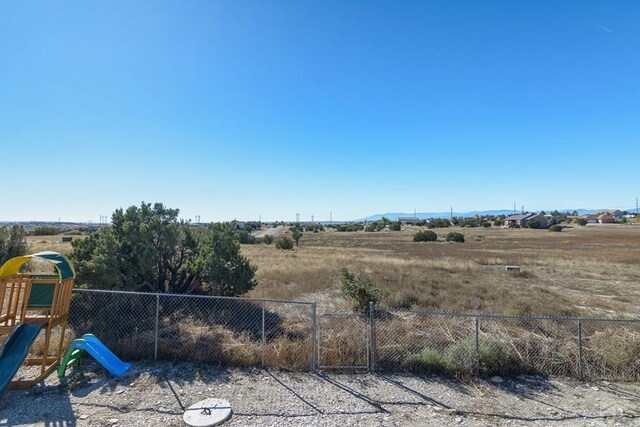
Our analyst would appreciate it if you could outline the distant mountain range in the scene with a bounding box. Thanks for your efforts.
[357,209,608,222]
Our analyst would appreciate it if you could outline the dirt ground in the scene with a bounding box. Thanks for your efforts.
[2,362,639,426]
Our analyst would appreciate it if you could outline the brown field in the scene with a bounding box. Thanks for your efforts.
[26,225,640,318]
[242,225,640,318]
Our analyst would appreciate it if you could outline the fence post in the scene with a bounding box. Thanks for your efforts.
[154,294,160,362]
[261,301,266,369]
[369,301,377,373]
[311,302,317,372]
[578,319,583,380]
[474,316,480,378]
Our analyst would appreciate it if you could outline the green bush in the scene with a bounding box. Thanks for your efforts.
[389,221,402,231]
[413,347,446,373]
[236,230,257,244]
[340,268,388,315]
[365,223,377,232]
[446,232,465,243]
[443,337,517,377]
[576,218,588,226]
[413,230,437,242]
[0,225,28,265]
[493,219,504,226]
[427,218,451,229]
[549,224,563,232]
[263,234,274,245]
[336,223,364,232]
[275,236,294,250]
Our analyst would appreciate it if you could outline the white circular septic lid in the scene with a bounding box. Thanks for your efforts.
[183,398,232,427]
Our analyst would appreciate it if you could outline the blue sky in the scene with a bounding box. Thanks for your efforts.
[1,1,638,222]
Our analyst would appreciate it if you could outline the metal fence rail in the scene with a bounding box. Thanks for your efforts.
[66,290,640,380]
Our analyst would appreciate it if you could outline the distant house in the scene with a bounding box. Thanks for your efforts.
[397,217,421,225]
[597,212,615,224]
[233,221,246,230]
[581,210,624,224]
[611,210,625,220]
[583,214,599,224]
[504,213,548,229]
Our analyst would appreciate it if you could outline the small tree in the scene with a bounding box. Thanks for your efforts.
[263,234,274,245]
[576,218,588,226]
[199,223,258,296]
[549,224,563,232]
[340,268,388,315]
[413,230,437,242]
[70,202,257,296]
[446,232,465,243]
[292,230,303,246]
[275,236,294,250]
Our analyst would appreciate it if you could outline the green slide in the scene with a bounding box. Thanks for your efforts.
[0,324,45,394]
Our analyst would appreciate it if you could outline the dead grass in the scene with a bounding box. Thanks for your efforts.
[244,225,640,318]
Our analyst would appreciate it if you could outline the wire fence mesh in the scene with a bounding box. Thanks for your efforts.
[372,307,640,380]
[68,289,315,370]
[66,290,640,380]
[581,319,640,379]
[317,313,369,369]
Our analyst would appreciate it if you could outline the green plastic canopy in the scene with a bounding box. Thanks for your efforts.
[0,251,76,281]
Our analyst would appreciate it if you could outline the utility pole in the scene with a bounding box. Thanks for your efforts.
[296,213,300,224]
[330,211,333,225]
[311,215,314,223]
[513,202,516,215]
[414,208,417,218]
[521,205,524,214]
[450,206,453,219]
[636,197,638,215]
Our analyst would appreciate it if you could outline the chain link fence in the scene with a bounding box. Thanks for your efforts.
[66,290,640,380]
[68,289,316,371]
[371,306,640,380]
[317,313,369,369]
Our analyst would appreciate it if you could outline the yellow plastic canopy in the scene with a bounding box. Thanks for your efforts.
[0,251,76,280]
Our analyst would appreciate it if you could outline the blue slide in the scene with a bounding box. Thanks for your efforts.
[0,324,45,394]
[58,334,131,378]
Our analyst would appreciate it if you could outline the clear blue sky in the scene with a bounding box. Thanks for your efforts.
[1,1,638,222]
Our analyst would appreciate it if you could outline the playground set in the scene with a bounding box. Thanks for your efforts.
[1,251,229,425]
[0,251,129,393]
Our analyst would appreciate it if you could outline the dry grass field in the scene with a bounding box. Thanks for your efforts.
[242,225,640,318]
[25,224,640,319]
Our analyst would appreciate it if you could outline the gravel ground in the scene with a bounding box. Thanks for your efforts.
[2,362,639,426]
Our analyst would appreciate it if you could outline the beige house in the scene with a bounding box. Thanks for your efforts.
[505,213,548,228]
